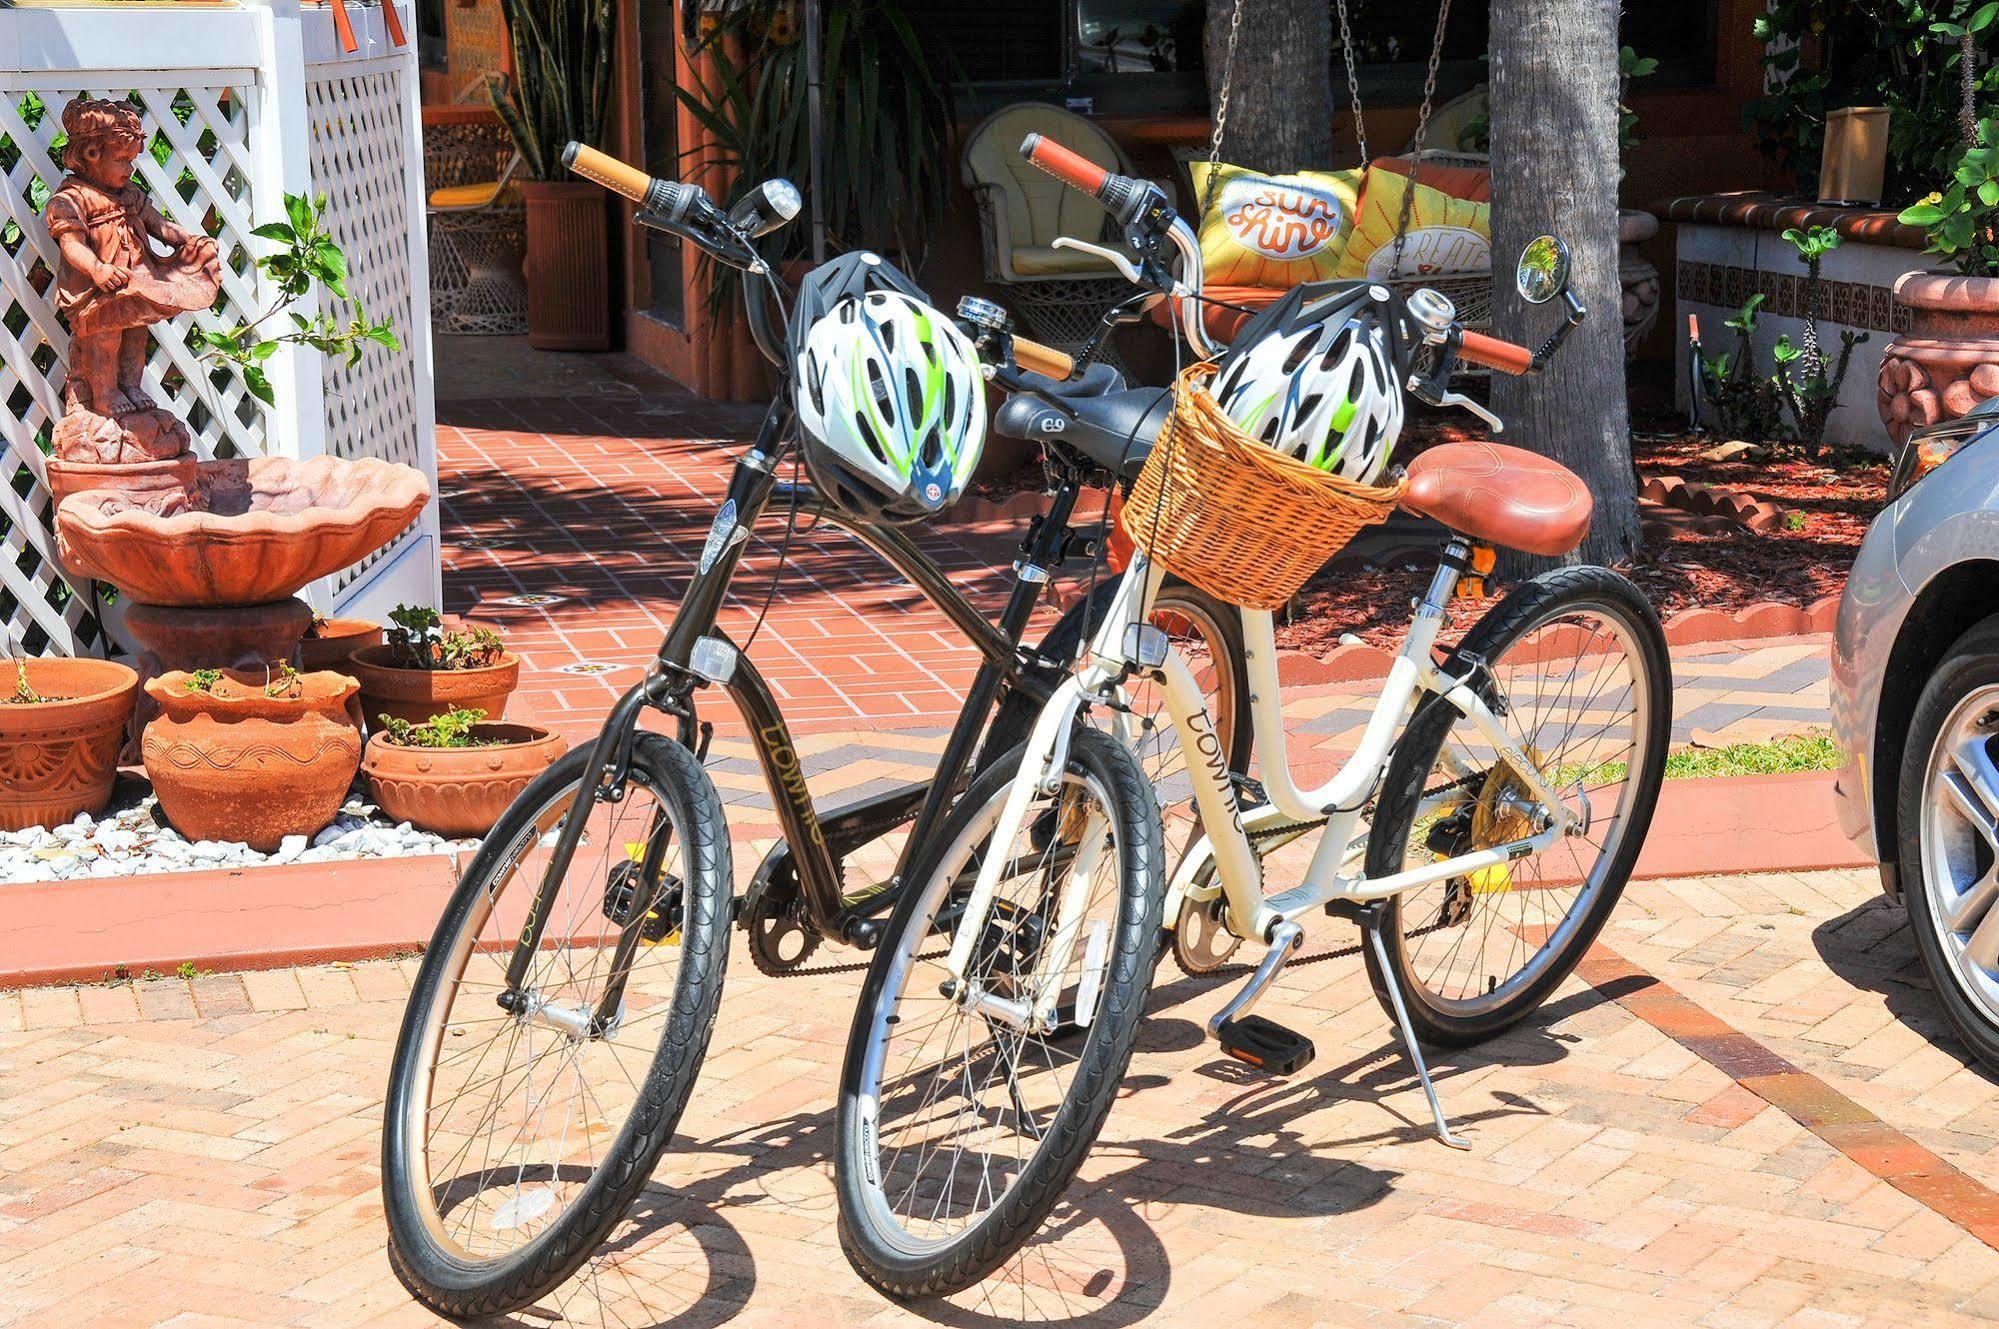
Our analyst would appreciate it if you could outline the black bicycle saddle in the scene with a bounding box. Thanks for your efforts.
[994,364,1170,483]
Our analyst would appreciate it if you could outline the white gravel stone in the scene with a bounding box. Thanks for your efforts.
[0,784,464,886]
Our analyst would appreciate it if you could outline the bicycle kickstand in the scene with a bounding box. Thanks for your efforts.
[1364,918,1472,1151]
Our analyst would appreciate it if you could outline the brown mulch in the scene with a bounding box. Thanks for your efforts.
[1273,412,1889,655]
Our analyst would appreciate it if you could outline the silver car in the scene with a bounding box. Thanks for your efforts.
[1833,395,1999,1071]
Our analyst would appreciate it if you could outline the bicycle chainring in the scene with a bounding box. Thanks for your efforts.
[744,861,823,976]
[1172,893,1243,975]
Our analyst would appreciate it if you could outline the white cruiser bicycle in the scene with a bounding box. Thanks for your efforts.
[831,137,1672,1297]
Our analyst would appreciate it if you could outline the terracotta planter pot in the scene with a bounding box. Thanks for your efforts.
[301,618,384,672]
[1879,271,1999,447]
[349,644,522,729]
[0,658,140,831]
[522,180,610,352]
[363,722,566,837]
[141,670,363,852]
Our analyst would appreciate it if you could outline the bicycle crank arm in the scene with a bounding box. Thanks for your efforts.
[1206,921,1304,1037]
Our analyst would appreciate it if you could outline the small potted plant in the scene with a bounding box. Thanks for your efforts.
[1885,115,1999,445]
[299,612,384,672]
[348,605,521,728]
[140,663,363,852]
[0,656,140,831]
[362,705,566,837]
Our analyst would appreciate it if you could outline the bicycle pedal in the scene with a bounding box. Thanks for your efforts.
[1216,1014,1316,1076]
[1228,771,1270,810]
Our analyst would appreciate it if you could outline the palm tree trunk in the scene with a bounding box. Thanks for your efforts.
[1489,0,1642,568]
[1203,0,1334,173]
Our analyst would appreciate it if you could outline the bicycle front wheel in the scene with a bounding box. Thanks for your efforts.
[382,733,733,1318]
[834,728,1165,1298]
[1363,565,1671,1045]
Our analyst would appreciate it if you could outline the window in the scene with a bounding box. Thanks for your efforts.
[908,1,1723,113]
[1076,0,1202,75]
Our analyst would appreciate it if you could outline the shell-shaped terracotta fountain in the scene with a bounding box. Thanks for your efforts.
[55,456,430,607]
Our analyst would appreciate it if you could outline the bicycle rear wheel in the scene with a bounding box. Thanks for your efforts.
[834,728,1165,1298]
[382,734,732,1318]
[1363,566,1670,1045]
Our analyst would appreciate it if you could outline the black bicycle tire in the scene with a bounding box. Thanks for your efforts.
[832,729,1165,1298]
[382,734,733,1318]
[1362,565,1671,1046]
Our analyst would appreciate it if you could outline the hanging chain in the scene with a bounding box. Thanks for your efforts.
[1390,0,1453,278]
[1334,0,1368,167]
[1198,0,1248,219]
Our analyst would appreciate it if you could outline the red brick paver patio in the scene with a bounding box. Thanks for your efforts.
[4,867,1998,1327]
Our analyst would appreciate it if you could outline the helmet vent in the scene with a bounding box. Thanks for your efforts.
[866,359,896,424]
[1282,337,1315,374]
[904,367,924,412]
[853,411,888,464]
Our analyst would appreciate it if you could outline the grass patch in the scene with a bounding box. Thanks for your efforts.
[1545,730,1838,788]
[1663,731,1838,781]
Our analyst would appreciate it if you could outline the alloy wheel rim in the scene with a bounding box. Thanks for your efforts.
[1919,684,1999,1026]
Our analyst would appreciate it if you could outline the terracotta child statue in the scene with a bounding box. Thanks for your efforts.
[46,97,222,464]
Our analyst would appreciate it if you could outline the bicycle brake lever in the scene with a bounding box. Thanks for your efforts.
[1438,389,1505,435]
[1051,236,1144,286]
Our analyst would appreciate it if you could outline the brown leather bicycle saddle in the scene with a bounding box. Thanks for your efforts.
[1400,440,1592,557]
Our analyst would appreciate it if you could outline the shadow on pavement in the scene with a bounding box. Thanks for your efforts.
[1812,893,1996,1084]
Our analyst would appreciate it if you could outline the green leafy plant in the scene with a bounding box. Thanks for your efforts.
[675,0,957,311]
[1746,2,1999,202]
[385,605,507,672]
[263,660,302,699]
[1771,225,1867,456]
[1617,46,1660,152]
[4,659,43,706]
[179,668,224,695]
[377,706,497,749]
[1900,115,1999,273]
[1696,295,1785,441]
[487,0,614,180]
[191,192,400,406]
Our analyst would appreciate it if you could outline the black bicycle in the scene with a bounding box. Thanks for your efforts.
[379,144,1249,1317]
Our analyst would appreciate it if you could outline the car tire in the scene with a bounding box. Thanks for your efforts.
[1895,613,1999,1074]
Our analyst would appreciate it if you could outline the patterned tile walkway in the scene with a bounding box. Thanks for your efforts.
[4,867,1997,1327]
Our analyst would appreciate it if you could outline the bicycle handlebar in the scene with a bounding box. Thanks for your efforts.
[1016,134,1215,359]
[562,142,701,225]
[1457,330,1535,377]
[1019,133,1155,229]
[1011,336,1075,381]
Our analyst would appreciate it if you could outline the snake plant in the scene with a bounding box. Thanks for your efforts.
[487,0,615,181]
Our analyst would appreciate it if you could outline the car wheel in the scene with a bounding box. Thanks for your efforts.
[1897,615,1999,1073]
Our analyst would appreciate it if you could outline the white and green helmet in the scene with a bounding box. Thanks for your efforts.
[794,289,988,523]
[1210,311,1404,484]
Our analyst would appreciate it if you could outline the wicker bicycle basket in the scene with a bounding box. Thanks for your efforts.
[1122,362,1407,611]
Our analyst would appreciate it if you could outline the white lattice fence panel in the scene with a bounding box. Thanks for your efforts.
[305,65,422,596]
[0,81,274,657]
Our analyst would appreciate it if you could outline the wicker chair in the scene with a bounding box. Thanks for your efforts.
[426,151,527,336]
[962,103,1139,367]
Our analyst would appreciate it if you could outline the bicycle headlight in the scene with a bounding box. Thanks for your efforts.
[1890,410,1999,502]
